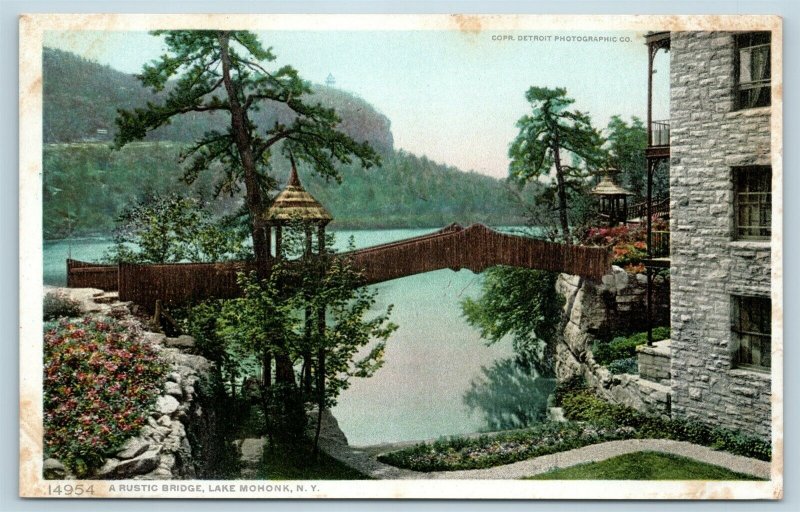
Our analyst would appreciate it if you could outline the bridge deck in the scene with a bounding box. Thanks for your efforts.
[344,223,612,285]
[92,224,611,311]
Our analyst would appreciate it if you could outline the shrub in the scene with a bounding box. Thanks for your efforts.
[43,291,82,321]
[553,374,588,407]
[607,357,638,375]
[592,327,670,365]
[560,389,771,461]
[579,218,669,268]
[43,316,168,476]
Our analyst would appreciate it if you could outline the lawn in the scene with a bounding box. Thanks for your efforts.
[525,451,764,480]
[257,444,370,480]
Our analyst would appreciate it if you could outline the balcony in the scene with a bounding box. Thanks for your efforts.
[646,119,670,159]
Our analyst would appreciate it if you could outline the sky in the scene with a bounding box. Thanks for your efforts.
[43,29,670,179]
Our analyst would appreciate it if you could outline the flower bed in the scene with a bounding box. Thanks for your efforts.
[43,316,168,476]
[579,219,669,272]
[376,422,635,472]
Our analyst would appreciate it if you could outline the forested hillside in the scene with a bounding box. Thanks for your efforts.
[43,48,528,238]
[43,48,394,154]
[43,143,528,238]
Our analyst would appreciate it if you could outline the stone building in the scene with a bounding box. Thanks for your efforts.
[660,30,774,439]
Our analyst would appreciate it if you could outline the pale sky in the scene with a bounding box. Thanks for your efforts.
[44,30,670,179]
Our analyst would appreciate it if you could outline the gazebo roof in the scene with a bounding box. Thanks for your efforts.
[264,158,332,224]
[591,170,633,197]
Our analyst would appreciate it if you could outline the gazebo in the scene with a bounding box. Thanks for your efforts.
[592,168,633,226]
[263,155,333,261]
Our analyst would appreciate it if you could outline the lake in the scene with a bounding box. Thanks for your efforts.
[43,228,554,446]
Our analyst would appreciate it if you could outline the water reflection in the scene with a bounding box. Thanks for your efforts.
[463,358,556,432]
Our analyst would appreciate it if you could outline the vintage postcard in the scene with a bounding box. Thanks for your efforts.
[19,14,782,499]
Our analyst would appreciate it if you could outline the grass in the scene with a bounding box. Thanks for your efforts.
[525,451,764,480]
[257,443,371,480]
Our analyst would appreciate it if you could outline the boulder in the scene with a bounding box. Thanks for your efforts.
[96,458,119,478]
[114,448,161,478]
[116,438,151,460]
[164,335,195,349]
[155,395,180,416]
[43,458,65,479]
[164,381,183,398]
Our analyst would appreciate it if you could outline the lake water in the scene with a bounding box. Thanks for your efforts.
[43,228,554,446]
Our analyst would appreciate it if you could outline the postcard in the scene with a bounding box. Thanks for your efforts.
[19,13,782,499]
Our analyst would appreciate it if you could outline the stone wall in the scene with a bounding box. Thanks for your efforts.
[668,31,772,440]
[555,268,671,417]
[42,288,220,480]
[637,340,671,384]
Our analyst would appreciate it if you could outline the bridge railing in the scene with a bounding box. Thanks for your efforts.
[70,224,613,311]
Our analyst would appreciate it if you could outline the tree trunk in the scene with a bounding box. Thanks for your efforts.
[217,32,270,267]
[551,132,572,245]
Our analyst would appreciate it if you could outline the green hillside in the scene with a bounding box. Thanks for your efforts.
[43,47,393,154]
[43,48,527,238]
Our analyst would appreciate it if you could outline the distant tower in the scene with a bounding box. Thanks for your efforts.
[325,73,336,87]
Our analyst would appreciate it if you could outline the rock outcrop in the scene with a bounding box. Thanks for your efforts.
[554,267,672,417]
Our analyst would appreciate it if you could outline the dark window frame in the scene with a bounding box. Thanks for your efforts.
[733,165,772,240]
[734,32,771,110]
[731,295,771,372]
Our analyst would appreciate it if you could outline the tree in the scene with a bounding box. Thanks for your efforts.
[509,87,605,243]
[189,227,396,450]
[103,194,249,264]
[605,115,647,199]
[114,30,380,264]
[461,267,564,377]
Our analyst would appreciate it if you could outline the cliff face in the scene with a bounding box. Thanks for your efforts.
[554,268,672,417]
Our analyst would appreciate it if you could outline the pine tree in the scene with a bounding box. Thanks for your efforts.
[509,87,605,243]
[114,30,380,264]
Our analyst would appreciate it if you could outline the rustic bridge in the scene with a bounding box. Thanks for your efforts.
[67,223,611,311]
[345,223,610,285]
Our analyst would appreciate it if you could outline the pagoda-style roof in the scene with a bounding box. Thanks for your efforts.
[264,158,332,224]
[591,170,633,197]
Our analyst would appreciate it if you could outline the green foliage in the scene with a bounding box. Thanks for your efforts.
[43,143,529,239]
[592,327,670,366]
[607,357,638,375]
[377,421,635,472]
[180,226,397,443]
[527,451,763,480]
[103,194,249,263]
[509,86,606,241]
[559,389,772,461]
[43,291,82,321]
[112,30,382,264]
[461,267,563,377]
[43,317,168,476]
[42,142,233,238]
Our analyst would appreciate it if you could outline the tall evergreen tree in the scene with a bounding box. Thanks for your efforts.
[509,87,605,243]
[114,30,380,264]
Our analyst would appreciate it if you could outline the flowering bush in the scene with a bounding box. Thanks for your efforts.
[43,317,167,476]
[579,217,669,270]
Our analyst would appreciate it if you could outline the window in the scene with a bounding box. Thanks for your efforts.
[733,166,771,240]
[735,32,771,109]
[731,295,771,371]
